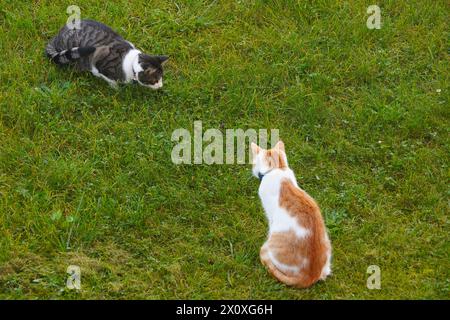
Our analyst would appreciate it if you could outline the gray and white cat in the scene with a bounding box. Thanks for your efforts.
[46,19,168,89]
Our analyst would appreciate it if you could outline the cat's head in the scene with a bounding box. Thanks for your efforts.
[250,141,288,179]
[136,54,168,89]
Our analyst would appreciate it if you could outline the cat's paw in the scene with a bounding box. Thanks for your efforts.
[109,82,118,89]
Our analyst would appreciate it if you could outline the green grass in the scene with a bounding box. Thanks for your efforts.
[0,0,448,299]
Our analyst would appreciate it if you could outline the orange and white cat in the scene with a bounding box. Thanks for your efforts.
[251,141,331,288]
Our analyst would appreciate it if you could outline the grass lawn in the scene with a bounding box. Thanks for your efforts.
[0,0,448,299]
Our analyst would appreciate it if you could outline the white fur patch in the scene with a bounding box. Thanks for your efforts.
[138,77,163,90]
[148,78,163,89]
[122,49,142,82]
[257,168,301,228]
[270,207,310,238]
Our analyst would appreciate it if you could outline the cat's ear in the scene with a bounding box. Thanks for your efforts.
[274,140,285,152]
[251,142,260,155]
[157,55,169,65]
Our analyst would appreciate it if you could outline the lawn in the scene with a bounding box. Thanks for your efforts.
[0,0,448,299]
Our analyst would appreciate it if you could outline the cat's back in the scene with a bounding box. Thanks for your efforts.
[79,19,122,38]
[279,179,322,223]
[54,19,125,48]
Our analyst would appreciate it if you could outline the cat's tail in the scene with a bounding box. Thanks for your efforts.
[267,264,316,288]
[260,239,327,288]
[46,43,95,65]
[260,251,317,288]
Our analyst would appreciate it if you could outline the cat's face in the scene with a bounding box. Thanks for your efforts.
[251,141,288,179]
[137,54,168,89]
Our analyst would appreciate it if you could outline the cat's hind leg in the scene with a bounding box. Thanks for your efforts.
[259,242,270,267]
[91,66,118,88]
[90,46,118,88]
[320,251,332,280]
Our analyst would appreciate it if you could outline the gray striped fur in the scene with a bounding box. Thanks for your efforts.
[45,19,168,87]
